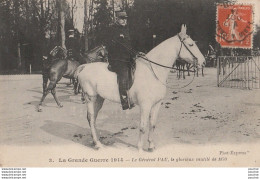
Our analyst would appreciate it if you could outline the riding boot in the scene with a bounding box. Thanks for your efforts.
[126,90,135,109]
[119,90,129,110]
[116,62,132,110]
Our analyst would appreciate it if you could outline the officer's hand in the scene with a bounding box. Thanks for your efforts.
[137,52,146,57]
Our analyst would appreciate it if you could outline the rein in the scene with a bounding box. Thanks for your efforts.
[111,34,199,89]
[112,37,196,72]
[148,34,197,89]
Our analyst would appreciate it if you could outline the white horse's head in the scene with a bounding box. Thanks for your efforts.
[177,24,205,68]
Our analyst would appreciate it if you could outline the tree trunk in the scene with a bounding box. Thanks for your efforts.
[17,42,22,69]
[84,0,89,53]
[112,0,115,22]
[90,0,94,32]
[57,0,66,49]
[14,0,22,70]
[71,0,74,26]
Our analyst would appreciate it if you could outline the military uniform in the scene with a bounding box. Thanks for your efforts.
[66,30,81,61]
[105,13,135,110]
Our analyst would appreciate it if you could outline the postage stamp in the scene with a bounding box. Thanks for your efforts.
[216,3,254,48]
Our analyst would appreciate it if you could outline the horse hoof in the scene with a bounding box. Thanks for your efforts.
[58,104,63,108]
[94,142,104,150]
[37,106,43,112]
[148,147,155,152]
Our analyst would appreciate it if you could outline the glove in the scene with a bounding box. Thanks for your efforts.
[136,52,146,58]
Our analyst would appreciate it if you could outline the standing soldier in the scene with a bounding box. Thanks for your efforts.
[105,11,144,110]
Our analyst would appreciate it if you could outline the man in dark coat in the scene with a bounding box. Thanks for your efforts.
[66,29,81,62]
[105,11,137,110]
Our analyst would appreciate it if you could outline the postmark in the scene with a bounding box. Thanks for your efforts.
[216,3,254,48]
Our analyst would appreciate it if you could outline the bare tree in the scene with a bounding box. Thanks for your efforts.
[84,0,89,52]
[57,0,66,48]
[13,0,22,69]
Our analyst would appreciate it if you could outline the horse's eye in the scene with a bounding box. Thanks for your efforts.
[189,43,194,47]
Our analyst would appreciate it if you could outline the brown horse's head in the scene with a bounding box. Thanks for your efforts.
[84,45,108,63]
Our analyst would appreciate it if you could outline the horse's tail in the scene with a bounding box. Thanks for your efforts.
[74,65,86,95]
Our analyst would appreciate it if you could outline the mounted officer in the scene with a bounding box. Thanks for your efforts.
[105,11,143,110]
[66,29,81,62]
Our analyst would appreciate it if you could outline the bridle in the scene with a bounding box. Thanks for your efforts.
[147,33,200,89]
[177,33,198,68]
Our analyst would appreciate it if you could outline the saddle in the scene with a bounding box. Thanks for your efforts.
[108,60,136,90]
[108,60,136,110]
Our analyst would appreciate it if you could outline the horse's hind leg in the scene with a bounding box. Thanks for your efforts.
[51,86,63,108]
[148,101,161,152]
[86,95,104,149]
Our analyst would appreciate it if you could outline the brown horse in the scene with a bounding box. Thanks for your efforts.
[38,45,107,112]
[175,58,187,79]
[174,58,204,79]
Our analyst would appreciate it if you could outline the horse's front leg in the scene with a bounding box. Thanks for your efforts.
[81,92,86,104]
[38,90,50,112]
[138,103,151,152]
[43,77,48,93]
[187,64,190,76]
[148,101,161,152]
[42,70,49,93]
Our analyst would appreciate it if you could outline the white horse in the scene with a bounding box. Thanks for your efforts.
[75,25,205,152]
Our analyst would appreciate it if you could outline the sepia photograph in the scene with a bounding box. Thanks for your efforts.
[0,0,259,167]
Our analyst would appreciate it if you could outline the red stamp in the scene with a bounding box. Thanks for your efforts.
[216,4,254,48]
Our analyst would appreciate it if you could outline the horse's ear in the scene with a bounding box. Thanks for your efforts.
[180,24,187,35]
